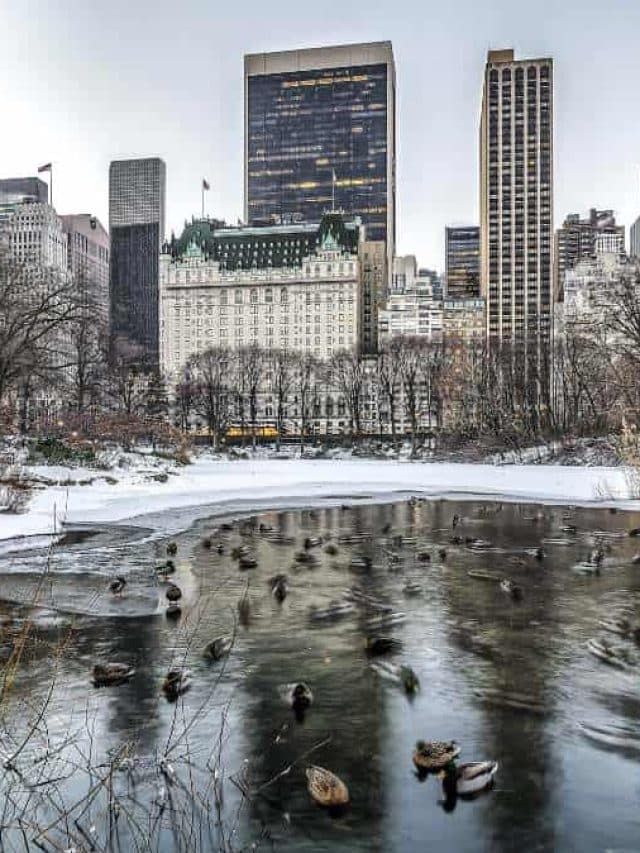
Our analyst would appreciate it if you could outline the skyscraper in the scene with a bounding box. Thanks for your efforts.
[244,42,396,270]
[629,215,640,259]
[445,225,480,299]
[554,209,624,298]
[61,214,110,322]
[479,49,553,361]
[109,157,166,366]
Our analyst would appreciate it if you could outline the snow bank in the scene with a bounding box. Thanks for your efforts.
[0,457,633,543]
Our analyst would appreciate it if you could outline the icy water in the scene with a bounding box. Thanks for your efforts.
[1,497,640,852]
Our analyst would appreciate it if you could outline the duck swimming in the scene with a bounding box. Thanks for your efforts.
[92,662,134,687]
[412,740,461,773]
[109,576,126,596]
[162,669,191,700]
[306,766,349,808]
[203,636,232,661]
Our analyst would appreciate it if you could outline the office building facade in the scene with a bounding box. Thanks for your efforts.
[244,42,396,270]
[61,214,110,322]
[109,157,166,366]
[629,215,640,259]
[159,228,360,380]
[554,209,624,298]
[479,49,553,362]
[445,225,480,299]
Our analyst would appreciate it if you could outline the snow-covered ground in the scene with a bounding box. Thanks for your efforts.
[0,456,635,543]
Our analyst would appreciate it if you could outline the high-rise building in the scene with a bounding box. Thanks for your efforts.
[479,49,553,362]
[554,209,624,298]
[0,177,49,227]
[358,240,387,354]
[61,214,110,322]
[244,42,396,270]
[629,215,640,259]
[109,157,166,366]
[445,225,480,299]
[2,203,67,270]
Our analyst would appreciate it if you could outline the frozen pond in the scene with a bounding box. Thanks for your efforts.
[1,496,640,851]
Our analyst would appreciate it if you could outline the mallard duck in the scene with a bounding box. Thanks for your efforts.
[324,542,339,556]
[441,760,498,797]
[306,766,349,807]
[629,527,640,537]
[304,536,321,550]
[92,662,134,687]
[295,550,316,565]
[166,583,182,603]
[238,554,258,570]
[203,636,232,661]
[403,582,423,597]
[365,636,402,656]
[288,682,313,711]
[400,665,420,695]
[167,541,178,556]
[162,669,191,699]
[500,578,523,601]
[156,559,176,577]
[202,537,212,550]
[216,543,225,555]
[166,603,181,619]
[417,551,431,562]
[438,548,447,561]
[412,740,460,772]
[109,576,126,596]
[270,574,288,602]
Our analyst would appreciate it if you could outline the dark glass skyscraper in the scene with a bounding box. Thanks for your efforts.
[245,42,395,268]
[445,226,480,299]
[109,157,165,367]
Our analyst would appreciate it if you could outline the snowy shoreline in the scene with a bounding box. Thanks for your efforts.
[0,457,636,544]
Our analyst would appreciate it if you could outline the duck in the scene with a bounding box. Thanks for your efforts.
[365,636,402,656]
[324,542,339,556]
[412,740,461,773]
[598,616,631,637]
[438,548,447,561]
[202,537,212,550]
[166,583,182,603]
[203,636,232,661]
[162,669,191,700]
[92,662,134,687]
[440,760,498,799]
[500,578,523,601]
[370,661,419,695]
[109,576,126,596]
[306,766,349,808]
[403,582,423,597]
[270,574,288,602]
[295,550,316,565]
[166,603,181,619]
[156,559,176,577]
[417,551,431,562]
[238,554,258,570]
[304,536,321,550]
[288,682,313,712]
[216,543,225,555]
[166,541,178,556]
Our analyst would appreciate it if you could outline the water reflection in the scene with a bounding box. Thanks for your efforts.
[0,497,639,851]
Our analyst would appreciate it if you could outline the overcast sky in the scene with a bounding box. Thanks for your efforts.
[2,0,640,268]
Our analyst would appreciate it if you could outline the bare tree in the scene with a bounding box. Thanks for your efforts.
[270,348,294,449]
[377,340,402,440]
[190,347,232,449]
[292,353,317,452]
[0,248,80,427]
[242,343,266,449]
[330,350,365,438]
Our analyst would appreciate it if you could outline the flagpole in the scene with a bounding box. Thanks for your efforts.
[50,165,53,208]
[201,182,204,219]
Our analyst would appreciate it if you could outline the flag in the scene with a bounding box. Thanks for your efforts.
[38,163,52,173]
[202,178,210,191]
